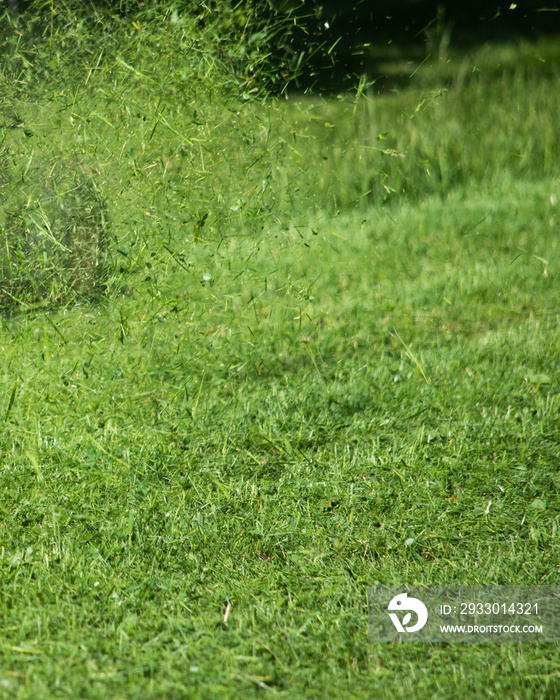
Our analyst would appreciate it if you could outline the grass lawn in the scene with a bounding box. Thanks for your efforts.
[1,7,559,698]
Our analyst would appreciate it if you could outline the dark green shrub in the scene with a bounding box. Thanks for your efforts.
[0,146,109,313]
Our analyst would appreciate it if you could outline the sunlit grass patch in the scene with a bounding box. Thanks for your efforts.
[273,36,560,210]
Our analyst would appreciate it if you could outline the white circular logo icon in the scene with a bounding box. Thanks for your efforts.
[387,592,428,633]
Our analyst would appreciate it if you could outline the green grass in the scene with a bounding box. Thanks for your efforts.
[1,5,560,698]
[271,36,560,211]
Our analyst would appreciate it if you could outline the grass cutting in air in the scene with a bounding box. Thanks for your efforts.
[0,1,559,697]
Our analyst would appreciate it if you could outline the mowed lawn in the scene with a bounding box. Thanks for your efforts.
[0,12,559,698]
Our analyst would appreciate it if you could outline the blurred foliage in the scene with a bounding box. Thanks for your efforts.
[0,0,302,313]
